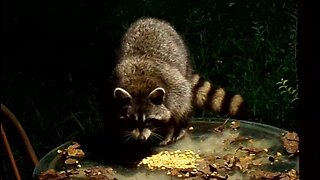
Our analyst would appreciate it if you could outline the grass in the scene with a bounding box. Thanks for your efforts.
[2,0,297,179]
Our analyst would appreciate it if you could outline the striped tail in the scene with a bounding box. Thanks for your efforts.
[191,74,248,119]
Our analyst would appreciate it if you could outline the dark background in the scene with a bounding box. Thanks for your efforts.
[2,0,311,179]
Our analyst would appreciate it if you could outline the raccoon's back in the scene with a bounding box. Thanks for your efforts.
[120,18,191,77]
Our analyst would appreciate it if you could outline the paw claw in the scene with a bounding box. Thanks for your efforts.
[159,139,171,146]
[174,129,186,141]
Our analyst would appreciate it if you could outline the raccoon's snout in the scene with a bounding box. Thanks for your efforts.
[132,128,152,142]
[137,134,146,142]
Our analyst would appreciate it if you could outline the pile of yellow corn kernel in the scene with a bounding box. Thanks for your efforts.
[138,150,201,170]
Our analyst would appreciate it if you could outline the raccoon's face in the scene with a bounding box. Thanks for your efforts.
[113,87,171,142]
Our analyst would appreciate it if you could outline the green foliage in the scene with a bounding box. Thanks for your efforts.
[276,78,299,105]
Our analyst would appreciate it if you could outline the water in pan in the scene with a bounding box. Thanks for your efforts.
[34,120,299,179]
[109,120,298,179]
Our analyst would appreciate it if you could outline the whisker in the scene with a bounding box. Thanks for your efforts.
[120,131,132,139]
[121,131,133,143]
[123,135,133,143]
[151,126,163,132]
[149,127,165,141]
[151,131,164,142]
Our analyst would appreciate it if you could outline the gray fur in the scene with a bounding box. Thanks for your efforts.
[112,18,247,145]
[113,18,193,145]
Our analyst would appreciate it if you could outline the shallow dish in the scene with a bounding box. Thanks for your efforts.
[33,119,299,179]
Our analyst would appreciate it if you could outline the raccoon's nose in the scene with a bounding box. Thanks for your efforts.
[137,135,146,142]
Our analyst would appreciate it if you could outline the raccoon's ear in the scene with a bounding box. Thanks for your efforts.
[114,88,132,104]
[148,87,165,105]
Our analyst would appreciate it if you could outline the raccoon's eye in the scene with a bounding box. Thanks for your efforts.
[146,118,160,126]
[128,114,137,121]
[145,122,152,127]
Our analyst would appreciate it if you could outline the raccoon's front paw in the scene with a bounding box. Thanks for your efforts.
[159,128,186,146]
[159,138,172,146]
[159,126,175,146]
[172,128,186,142]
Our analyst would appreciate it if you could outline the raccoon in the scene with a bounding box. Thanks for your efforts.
[111,18,247,146]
